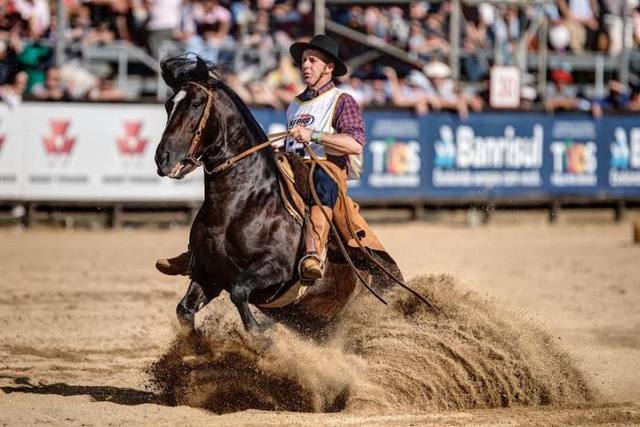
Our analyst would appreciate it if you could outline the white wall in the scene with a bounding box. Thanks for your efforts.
[0,103,203,202]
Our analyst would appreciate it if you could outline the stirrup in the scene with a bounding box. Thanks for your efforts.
[298,252,324,282]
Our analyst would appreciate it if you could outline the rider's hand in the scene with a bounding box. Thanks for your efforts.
[290,126,313,144]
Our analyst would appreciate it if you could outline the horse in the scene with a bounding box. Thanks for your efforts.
[154,55,404,335]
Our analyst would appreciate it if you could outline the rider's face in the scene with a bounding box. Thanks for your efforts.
[301,49,334,87]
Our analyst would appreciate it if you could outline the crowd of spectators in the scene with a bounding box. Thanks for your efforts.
[1,0,640,115]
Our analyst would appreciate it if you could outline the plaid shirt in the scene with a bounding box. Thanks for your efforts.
[297,81,366,146]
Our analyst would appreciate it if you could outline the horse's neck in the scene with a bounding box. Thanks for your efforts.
[202,136,279,213]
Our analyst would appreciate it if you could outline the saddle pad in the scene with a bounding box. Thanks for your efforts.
[256,280,310,309]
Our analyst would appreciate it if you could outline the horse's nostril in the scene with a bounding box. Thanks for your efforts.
[156,150,170,167]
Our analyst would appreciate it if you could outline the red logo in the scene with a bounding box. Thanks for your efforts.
[288,113,315,128]
[117,121,148,155]
[43,120,75,155]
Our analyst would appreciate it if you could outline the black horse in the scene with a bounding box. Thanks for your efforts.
[154,56,403,334]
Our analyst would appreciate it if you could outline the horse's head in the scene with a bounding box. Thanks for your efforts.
[155,56,222,179]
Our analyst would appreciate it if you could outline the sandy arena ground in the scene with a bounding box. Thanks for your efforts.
[1,211,639,425]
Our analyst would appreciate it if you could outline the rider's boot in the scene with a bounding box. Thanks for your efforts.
[300,205,333,280]
[156,250,192,276]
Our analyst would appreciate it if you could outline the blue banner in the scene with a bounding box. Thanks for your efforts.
[600,117,640,197]
[251,108,640,203]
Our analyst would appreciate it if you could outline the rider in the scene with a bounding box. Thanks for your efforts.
[156,34,365,280]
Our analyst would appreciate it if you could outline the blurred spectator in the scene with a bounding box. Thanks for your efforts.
[60,63,98,99]
[0,0,639,113]
[383,66,432,115]
[88,77,125,101]
[520,84,538,110]
[369,78,388,107]
[0,70,28,107]
[145,0,182,58]
[592,79,631,117]
[12,0,50,38]
[546,2,572,52]
[272,0,303,36]
[545,64,579,112]
[341,76,373,106]
[461,4,490,81]
[233,10,275,82]
[408,20,449,59]
[492,5,522,64]
[601,0,626,55]
[14,37,51,93]
[183,0,234,64]
[0,32,21,85]
[557,0,599,53]
[364,7,388,39]
[633,6,640,46]
[263,53,303,107]
[629,82,640,110]
[423,61,470,118]
[30,66,71,101]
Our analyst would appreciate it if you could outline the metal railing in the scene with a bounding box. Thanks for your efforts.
[317,0,639,98]
[46,0,639,101]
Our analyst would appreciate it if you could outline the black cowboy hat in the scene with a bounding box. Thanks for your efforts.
[290,34,348,77]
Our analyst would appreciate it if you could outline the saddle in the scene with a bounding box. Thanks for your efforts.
[274,152,385,252]
[256,153,386,310]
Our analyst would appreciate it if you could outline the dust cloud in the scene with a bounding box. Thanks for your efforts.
[149,274,593,414]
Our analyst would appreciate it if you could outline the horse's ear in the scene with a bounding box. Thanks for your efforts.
[194,57,209,81]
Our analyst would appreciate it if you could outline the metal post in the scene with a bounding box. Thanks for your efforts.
[614,200,626,222]
[118,46,127,91]
[595,54,605,98]
[537,18,548,99]
[620,0,630,86]
[315,0,326,35]
[449,0,461,83]
[55,0,67,66]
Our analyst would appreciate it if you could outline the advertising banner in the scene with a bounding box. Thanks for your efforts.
[349,111,425,201]
[600,117,640,197]
[424,113,547,200]
[1,103,639,204]
[2,103,204,201]
[0,105,23,200]
[547,117,602,196]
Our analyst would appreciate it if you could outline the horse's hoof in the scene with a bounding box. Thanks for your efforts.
[177,317,195,336]
[246,319,274,337]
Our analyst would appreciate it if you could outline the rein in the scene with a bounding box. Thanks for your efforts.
[180,81,289,175]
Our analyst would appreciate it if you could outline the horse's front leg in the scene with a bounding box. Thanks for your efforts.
[228,257,290,333]
[177,279,221,333]
[229,283,265,332]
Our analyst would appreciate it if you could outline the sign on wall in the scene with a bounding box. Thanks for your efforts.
[490,66,521,109]
[1,105,639,203]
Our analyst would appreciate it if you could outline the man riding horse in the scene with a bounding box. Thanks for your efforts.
[157,34,365,281]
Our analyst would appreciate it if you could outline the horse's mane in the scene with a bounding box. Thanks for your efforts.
[160,55,269,145]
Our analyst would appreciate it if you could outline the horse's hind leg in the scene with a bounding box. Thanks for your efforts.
[177,280,220,333]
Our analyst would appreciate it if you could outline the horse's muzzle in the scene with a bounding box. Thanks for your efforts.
[166,160,198,179]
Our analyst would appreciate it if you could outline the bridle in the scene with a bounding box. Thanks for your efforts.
[178,81,289,175]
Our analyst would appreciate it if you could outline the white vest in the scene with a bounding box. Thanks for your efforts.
[285,87,362,179]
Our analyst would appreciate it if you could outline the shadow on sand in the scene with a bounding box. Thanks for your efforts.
[1,376,160,406]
